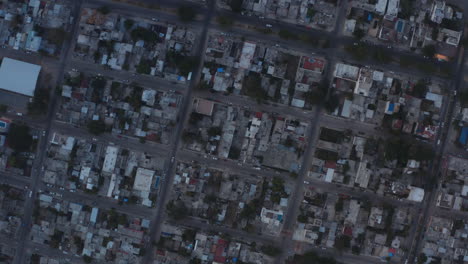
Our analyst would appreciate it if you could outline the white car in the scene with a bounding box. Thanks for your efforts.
[266,24,272,28]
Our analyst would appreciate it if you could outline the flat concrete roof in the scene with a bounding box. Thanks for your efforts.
[0,57,41,97]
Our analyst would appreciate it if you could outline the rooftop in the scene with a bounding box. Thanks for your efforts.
[0,58,41,97]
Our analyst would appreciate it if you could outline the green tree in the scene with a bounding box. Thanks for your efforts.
[7,123,33,152]
[97,6,110,15]
[124,19,134,30]
[458,90,468,107]
[83,255,93,263]
[278,30,298,40]
[345,43,368,60]
[335,197,344,212]
[325,94,340,113]
[131,27,158,43]
[178,6,196,22]
[166,200,188,220]
[353,28,365,40]
[87,120,106,135]
[260,245,282,256]
[217,16,233,27]
[411,80,428,98]
[136,59,152,74]
[229,0,243,12]
[422,44,436,58]
[374,48,391,64]
[0,104,7,113]
[28,88,50,115]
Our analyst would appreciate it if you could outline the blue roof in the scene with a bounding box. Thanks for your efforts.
[388,103,395,112]
[459,127,468,145]
[217,68,224,73]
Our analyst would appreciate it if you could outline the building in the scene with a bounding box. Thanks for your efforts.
[334,63,360,81]
[430,1,446,24]
[375,0,389,15]
[0,58,41,97]
[385,0,400,19]
[102,146,118,173]
[194,98,215,116]
[239,42,256,69]
[133,168,155,192]
[0,118,11,133]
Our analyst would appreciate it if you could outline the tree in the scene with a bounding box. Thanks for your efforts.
[189,258,202,264]
[335,197,344,212]
[325,94,340,113]
[334,235,351,251]
[229,0,243,12]
[28,88,50,115]
[278,30,298,40]
[345,43,368,60]
[124,19,134,30]
[228,146,241,159]
[131,27,158,43]
[459,90,468,107]
[422,44,436,58]
[260,245,282,256]
[178,6,196,22]
[207,126,222,137]
[83,255,93,263]
[293,251,338,264]
[97,6,110,15]
[6,123,33,152]
[353,28,365,40]
[411,80,428,98]
[87,120,106,135]
[166,200,188,220]
[217,16,233,27]
[0,104,7,113]
[297,214,308,223]
[136,59,152,74]
[374,48,391,64]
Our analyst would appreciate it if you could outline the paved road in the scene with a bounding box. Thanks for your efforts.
[12,1,84,263]
[141,0,216,262]
[68,59,185,93]
[405,10,468,264]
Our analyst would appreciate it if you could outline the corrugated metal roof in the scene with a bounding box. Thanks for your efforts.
[0,58,41,97]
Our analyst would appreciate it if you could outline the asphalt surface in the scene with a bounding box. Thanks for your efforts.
[12,1,84,263]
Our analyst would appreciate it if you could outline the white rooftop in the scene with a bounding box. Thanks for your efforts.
[133,168,155,192]
[407,186,425,202]
[0,58,41,96]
